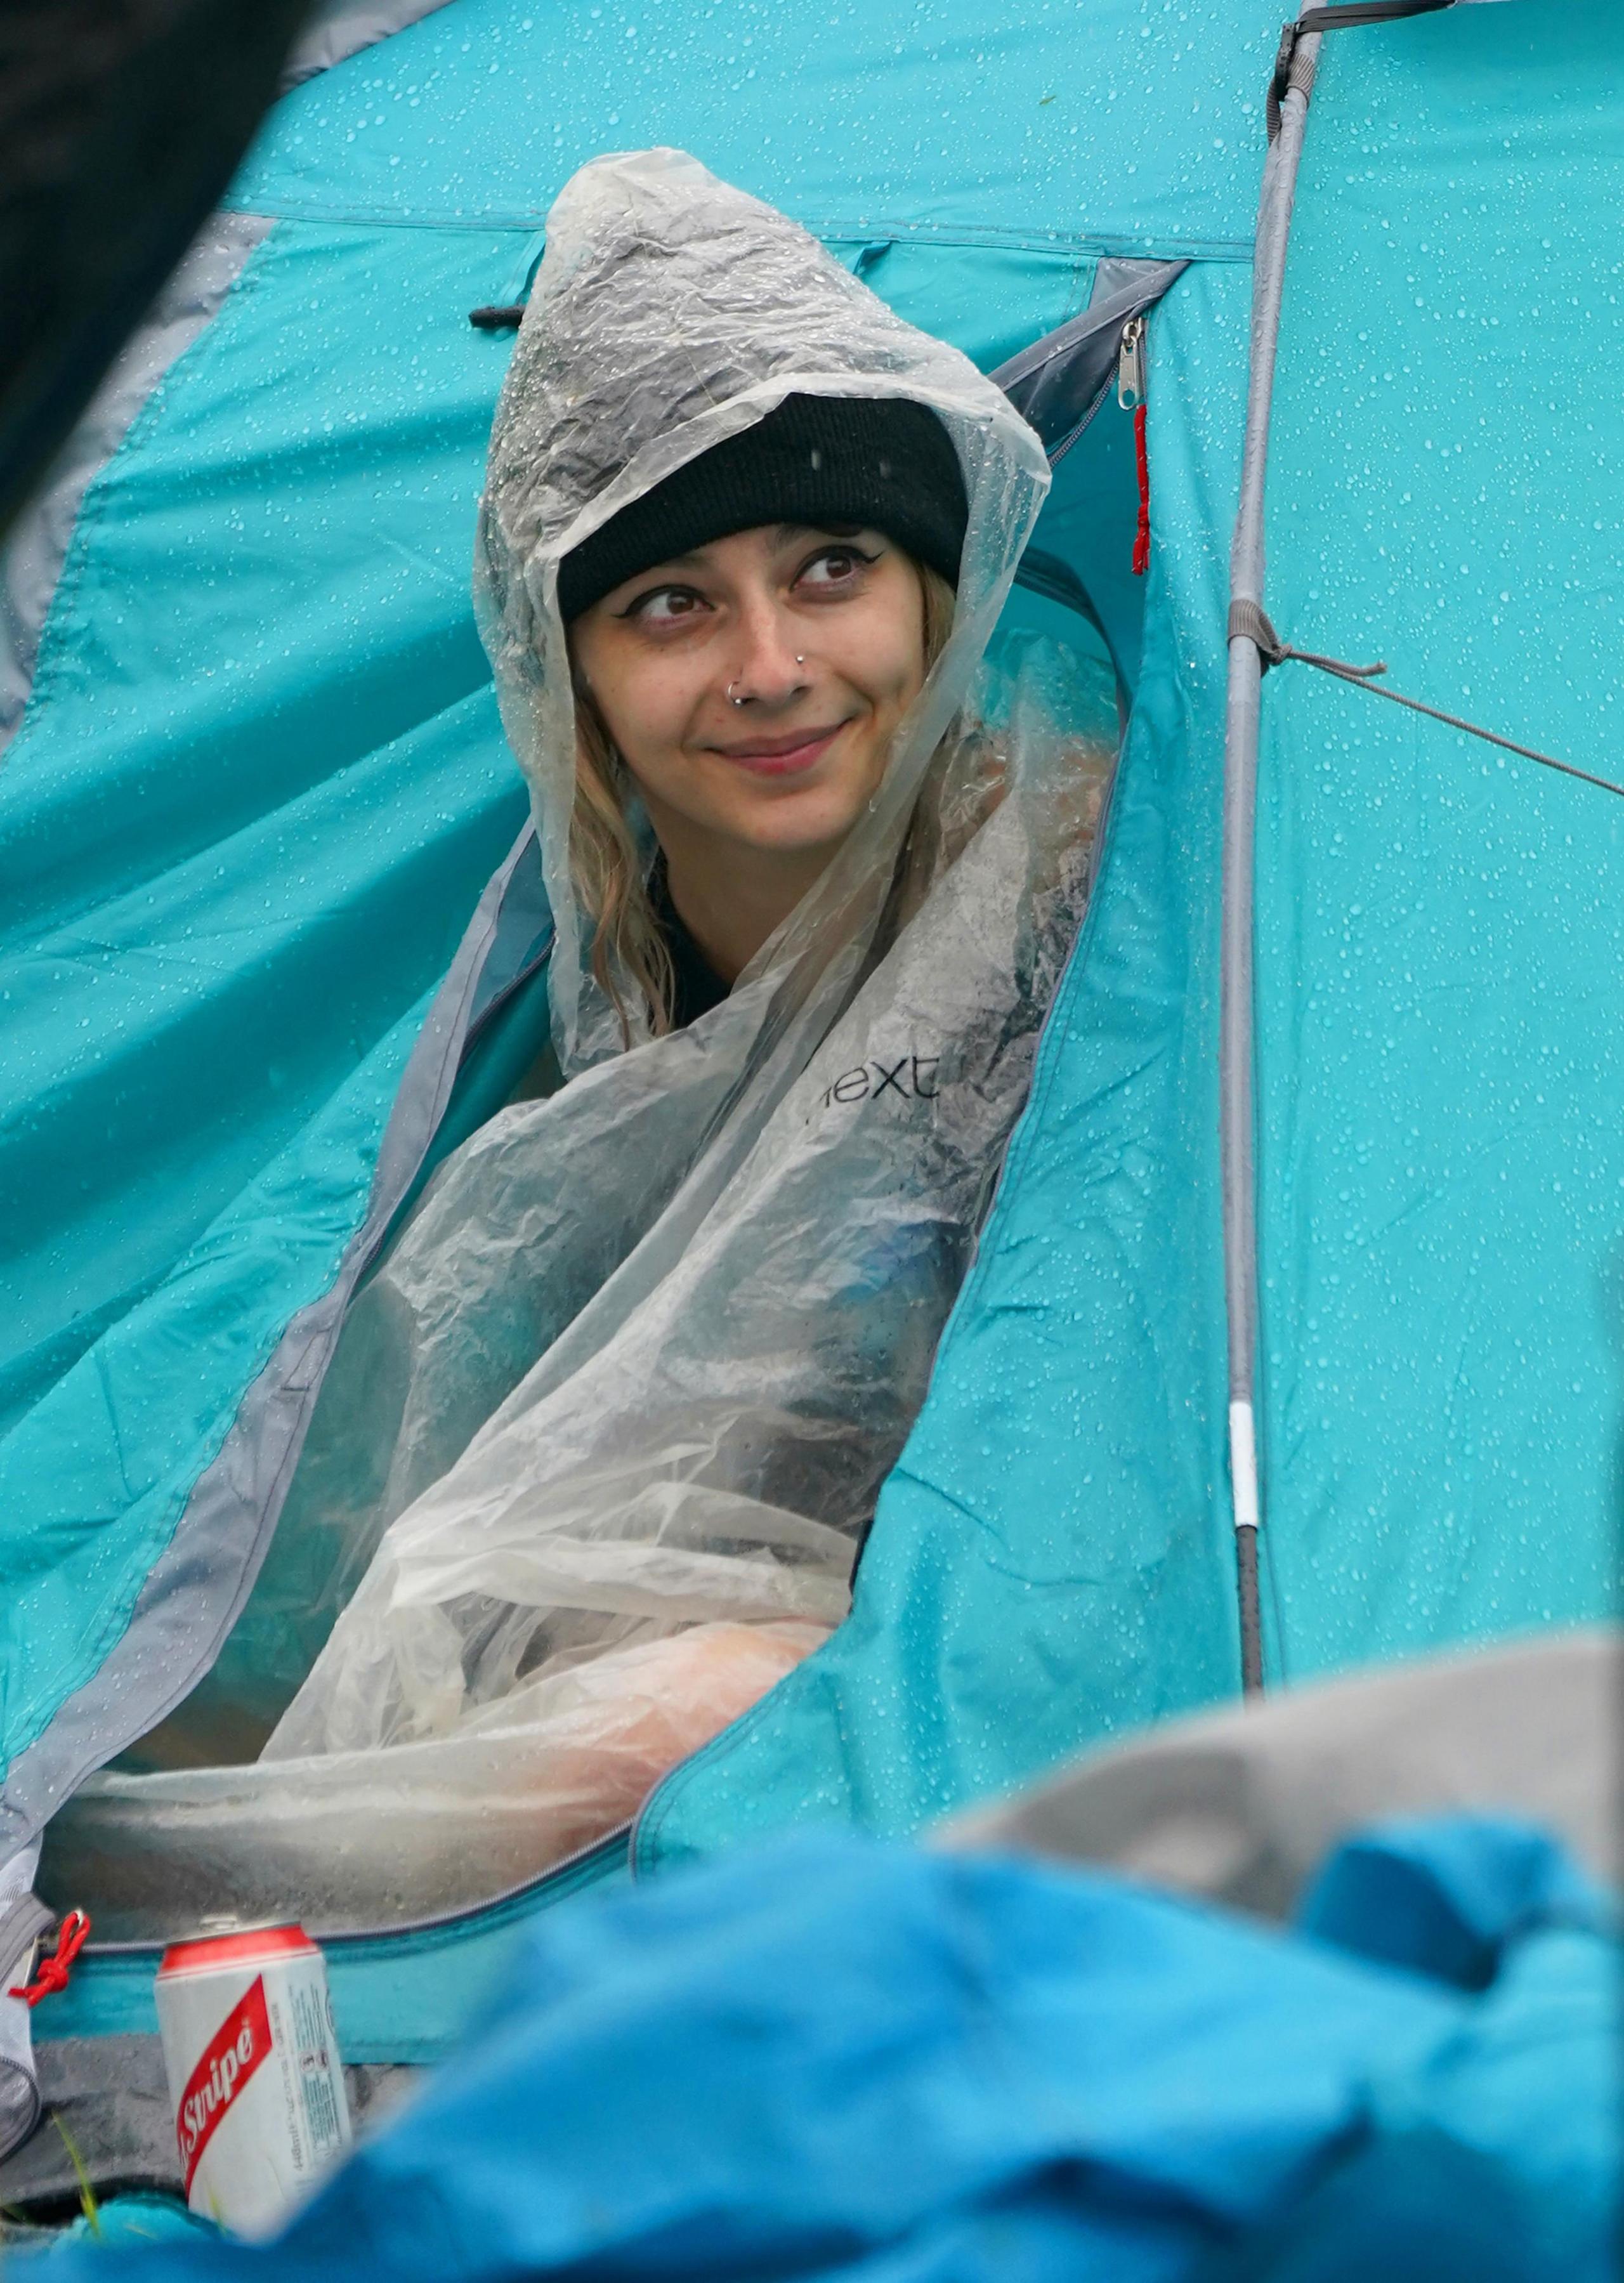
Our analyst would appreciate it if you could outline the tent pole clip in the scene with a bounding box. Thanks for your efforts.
[1269,2,1458,140]
[1266,18,1318,143]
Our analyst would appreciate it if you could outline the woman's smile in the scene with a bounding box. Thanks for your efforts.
[706,721,851,776]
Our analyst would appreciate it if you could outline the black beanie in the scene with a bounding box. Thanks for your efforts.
[558,393,968,622]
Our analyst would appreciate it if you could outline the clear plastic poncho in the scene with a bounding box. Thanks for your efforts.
[61,151,1113,1928]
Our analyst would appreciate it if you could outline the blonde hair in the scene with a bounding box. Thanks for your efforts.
[569,559,959,1043]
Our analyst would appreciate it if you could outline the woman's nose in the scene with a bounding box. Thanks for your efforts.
[724,603,809,709]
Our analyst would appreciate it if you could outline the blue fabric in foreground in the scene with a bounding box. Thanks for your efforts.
[43,1815,1619,2282]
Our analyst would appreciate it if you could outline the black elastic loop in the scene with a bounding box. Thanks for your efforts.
[1266,22,1300,143]
[1299,0,1455,27]
[468,303,526,331]
[1270,0,1456,139]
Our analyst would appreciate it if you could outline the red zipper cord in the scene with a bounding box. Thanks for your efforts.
[9,1909,91,2007]
[1132,402,1151,577]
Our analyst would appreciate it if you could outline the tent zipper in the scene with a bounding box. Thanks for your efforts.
[1117,315,1151,577]
[1116,314,1145,407]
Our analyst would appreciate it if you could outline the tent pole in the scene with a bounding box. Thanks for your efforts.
[1221,25,1321,1698]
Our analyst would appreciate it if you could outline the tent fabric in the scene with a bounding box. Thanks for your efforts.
[636,0,1624,1870]
[32,1813,1623,2281]
[636,255,1256,1868]
[0,215,534,1845]
[1253,2,1624,1670]
[1,0,1171,1851]
[280,1,462,92]
[223,0,1271,254]
[241,150,1109,1841]
[2,0,1620,2083]
[0,216,274,751]
[0,816,543,1873]
[24,1831,626,2069]
[0,1842,45,2161]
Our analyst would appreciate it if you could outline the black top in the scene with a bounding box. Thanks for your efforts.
[648,857,731,1031]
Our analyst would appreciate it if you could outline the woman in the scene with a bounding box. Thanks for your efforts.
[558,389,965,1041]
[133,150,1110,1890]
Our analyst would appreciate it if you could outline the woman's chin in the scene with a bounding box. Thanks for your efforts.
[723,811,861,867]
[719,769,886,858]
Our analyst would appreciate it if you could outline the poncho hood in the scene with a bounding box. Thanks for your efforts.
[473,146,1052,1069]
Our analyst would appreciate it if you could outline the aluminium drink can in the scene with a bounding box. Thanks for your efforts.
[155,1921,351,2237]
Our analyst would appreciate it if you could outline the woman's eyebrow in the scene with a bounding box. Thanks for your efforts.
[607,554,709,602]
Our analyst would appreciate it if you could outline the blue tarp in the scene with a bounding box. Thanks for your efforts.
[39,1814,1622,2280]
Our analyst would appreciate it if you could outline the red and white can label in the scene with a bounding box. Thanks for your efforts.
[156,1925,351,2237]
[174,1972,273,2192]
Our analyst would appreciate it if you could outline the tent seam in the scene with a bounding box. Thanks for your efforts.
[214,202,1255,261]
[0,1224,356,1791]
[10,226,280,759]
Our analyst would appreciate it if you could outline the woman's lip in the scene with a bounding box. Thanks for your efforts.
[707,724,846,776]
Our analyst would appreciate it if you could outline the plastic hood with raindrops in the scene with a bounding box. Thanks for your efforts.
[88,150,1116,1920]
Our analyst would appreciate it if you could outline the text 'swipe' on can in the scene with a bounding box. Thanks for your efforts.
[155,1922,352,2237]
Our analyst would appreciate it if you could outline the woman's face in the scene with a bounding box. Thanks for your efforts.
[569,524,929,870]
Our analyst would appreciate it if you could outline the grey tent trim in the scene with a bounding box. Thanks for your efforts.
[0,213,274,761]
[1219,30,1323,1696]
[995,256,1189,717]
[990,258,1189,462]
[0,825,545,1863]
[947,1626,1618,1917]
[0,1845,45,2164]
[0,14,455,754]
[0,2057,37,2176]
[279,0,463,91]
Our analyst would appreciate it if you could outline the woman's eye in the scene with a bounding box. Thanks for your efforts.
[629,586,706,625]
[797,547,873,591]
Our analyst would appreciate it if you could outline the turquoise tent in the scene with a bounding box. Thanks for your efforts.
[1,0,1619,2151]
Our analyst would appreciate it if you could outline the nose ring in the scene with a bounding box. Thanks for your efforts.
[728,659,804,705]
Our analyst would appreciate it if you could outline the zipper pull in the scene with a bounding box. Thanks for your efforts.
[1117,313,1146,410]
[1119,313,1151,577]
